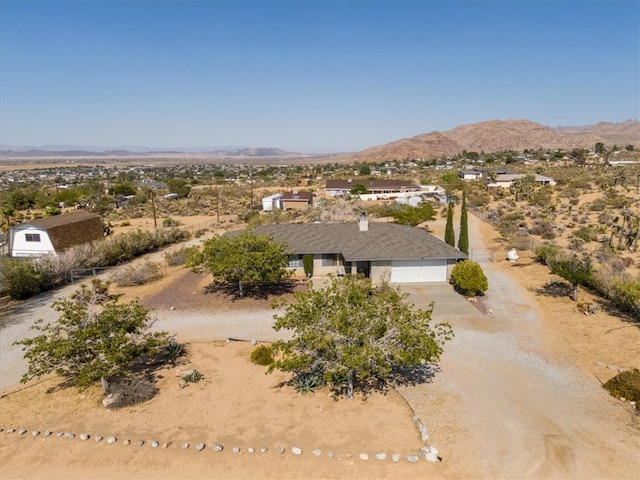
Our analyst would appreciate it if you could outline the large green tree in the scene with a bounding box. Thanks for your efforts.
[15,280,171,388]
[382,202,436,227]
[269,275,453,399]
[458,191,469,254]
[188,231,291,297]
[445,201,455,246]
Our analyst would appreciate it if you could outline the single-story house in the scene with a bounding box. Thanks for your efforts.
[281,191,313,210]
[251,215,467,284]
[8,211,104,257]
[487,173,557,190]
[325,179,421,197]
[459,170,483,180]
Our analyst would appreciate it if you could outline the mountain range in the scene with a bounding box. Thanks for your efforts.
[350,119,640,163]
[1,119,638,161]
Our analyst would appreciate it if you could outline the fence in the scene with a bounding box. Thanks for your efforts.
[69,267,115,284]
[468,206,544,255]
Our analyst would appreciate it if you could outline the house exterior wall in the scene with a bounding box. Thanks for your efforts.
[9,226,55,257]
[282,200,310,210]
[370,261,391,285]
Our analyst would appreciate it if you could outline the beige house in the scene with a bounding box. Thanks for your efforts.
[281,191,313,210]
[252,215,466,284]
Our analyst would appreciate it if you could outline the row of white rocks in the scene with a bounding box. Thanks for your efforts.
[1,427,440,463]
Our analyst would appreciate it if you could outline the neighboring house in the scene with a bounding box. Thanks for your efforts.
[262,193,283,212]
[459,170,483,180]
[251,214,466,284]
[8,211,104,257]
[281,191,313,210]
[487,173,556,190]
[325,179,421,197]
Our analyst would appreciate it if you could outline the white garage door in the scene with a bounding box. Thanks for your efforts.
[390,259,447,283]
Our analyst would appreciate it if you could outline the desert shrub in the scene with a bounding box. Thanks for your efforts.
[541,230,557,240]
[0,258,44,300]
[450,260,488,296]
[182,369,204,383]
[111,260,164,286]
[166,341,185,363]
[573,225,597,243]
[107,374,159,408]
[165,246,199,266]
[530,220,555,237]
[609,278,640,318]
[559,187,580,199]
[620,257,635,268]
[162,217,182,227]
[527,188,553,207]
[603,369,640,403]
[497,211,525,238]
[194,228,207,238]
[293,368,326,395]
[588,198,607,211]
[250,345,274,366]
[535,243,562,265]
[120,220,131,227]
[467,192,490,207]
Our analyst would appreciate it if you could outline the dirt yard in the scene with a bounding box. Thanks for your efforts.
[1,213,639,479]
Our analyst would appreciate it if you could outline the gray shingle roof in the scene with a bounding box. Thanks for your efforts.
[251,222,467,262]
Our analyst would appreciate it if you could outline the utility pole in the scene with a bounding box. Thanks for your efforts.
[249,165,254,210]
[150,189,157,228]
[216,185,220,224]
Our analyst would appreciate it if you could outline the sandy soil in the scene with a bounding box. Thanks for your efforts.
[1,213,639,479]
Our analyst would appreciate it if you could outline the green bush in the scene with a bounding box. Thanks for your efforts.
[250,345,274,366]
[534,243,562,265]
[603,369,640,403]
[165,246,199,266]
[450,260,488,296]
[0,258,43,300]
[302,254,314,278]
[162,217,182,227]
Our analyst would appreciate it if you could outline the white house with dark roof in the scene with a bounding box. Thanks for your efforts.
[249,215,466,284]
[325,179,421,197]
[487,173,556,190]
[8,211,104,257]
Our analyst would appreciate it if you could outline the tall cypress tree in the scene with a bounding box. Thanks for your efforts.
[444,201,455,247]
[458,190,469,254]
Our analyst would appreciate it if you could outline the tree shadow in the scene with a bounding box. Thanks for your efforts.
[389,363,441,387]
[0,290,59,330]
[204,280,298,300]
[533,280,572,298]
[43,344,186,407]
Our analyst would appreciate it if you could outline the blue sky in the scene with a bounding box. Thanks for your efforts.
[1,0,638,152]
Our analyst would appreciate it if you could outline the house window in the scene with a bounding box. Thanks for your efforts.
[25,233,41,242]
[288,255,303,268]
[322,253,341,266]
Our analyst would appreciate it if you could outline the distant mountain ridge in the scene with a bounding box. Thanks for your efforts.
[2,119,638,160]
[0,145,301,158]
[351,119,640,163]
